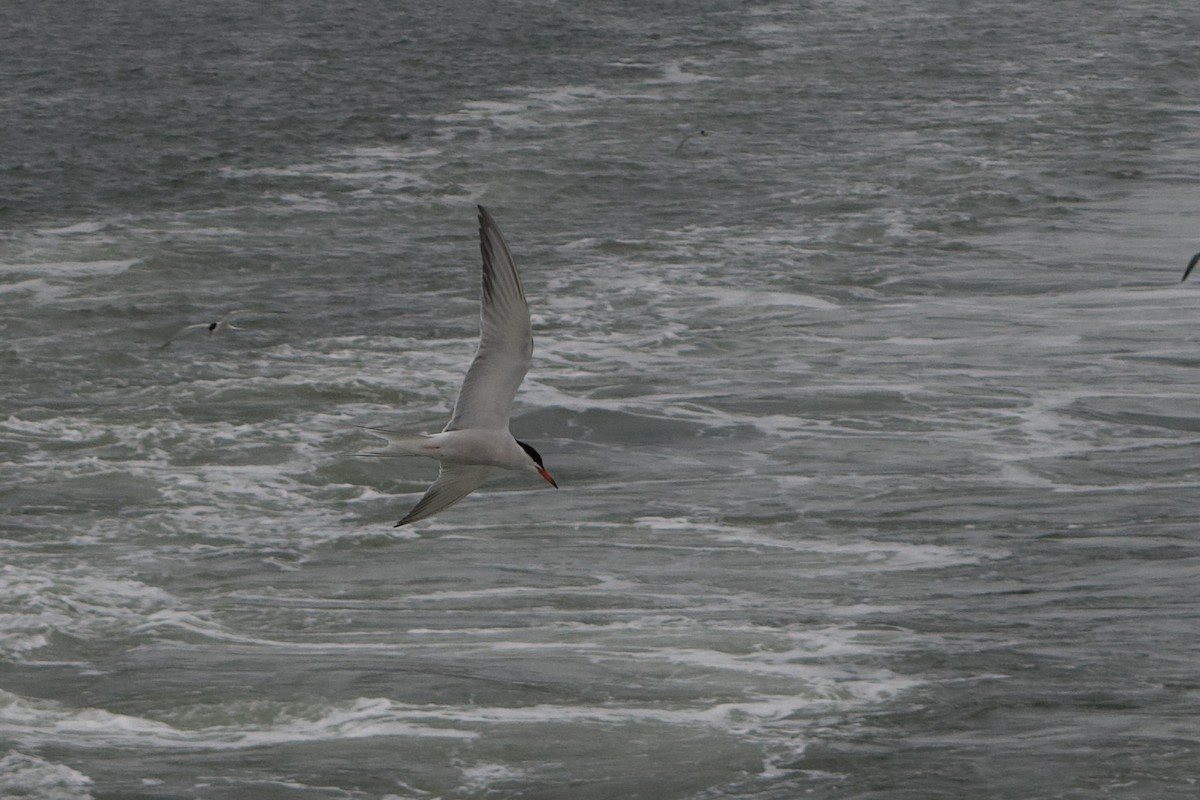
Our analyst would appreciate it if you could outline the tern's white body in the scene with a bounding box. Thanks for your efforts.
[367,206,557,526]
[371,428,539,469]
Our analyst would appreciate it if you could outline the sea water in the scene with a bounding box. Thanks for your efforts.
[3,1,1200,797]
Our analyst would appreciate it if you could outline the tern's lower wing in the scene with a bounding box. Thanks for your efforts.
[395,464,494,527]
[160,323,208,349]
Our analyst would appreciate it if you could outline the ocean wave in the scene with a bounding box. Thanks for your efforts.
[0,259,138,278]
[0,565,176,661]
[0,751,94,800]
[0,691,475,752]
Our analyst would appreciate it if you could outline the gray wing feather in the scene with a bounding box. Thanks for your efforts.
[394,464,494,526]
[444,206,532,432]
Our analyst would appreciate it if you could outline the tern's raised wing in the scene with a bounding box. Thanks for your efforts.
[444,206,533,432]
[395,464,493,526]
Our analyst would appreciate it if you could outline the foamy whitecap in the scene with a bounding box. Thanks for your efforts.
[338,688,916,735]
[458,762,528,792]
[0,751,94,800]
[221,151,432,199]
[0,566,177,661]
[654,60,720,84]
[633,516,1001,572]
[0,691,476,751]
[37,221,107,236]
[0,277,66,302]
[706,288,840,310]
[0,259,138,277]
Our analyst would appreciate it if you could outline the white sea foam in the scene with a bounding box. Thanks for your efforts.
[0,751,95,800]
[37,221,107,236]
[633,516,1002,572]
[434,84,657,134]
[457,762,527,792]
[341,689,915,735]
[0,258,140,306]
[0,566,177,661]
[0,259,138,277]
[0,692,476,752]
[654,60,720,84]
[706,288,840,310]
[221,150,433,198]
[0,277,66,302]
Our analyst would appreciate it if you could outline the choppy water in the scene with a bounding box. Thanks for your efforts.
[4,1,1200,797]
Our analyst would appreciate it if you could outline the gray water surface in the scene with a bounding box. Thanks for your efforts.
[3,1,1200,797]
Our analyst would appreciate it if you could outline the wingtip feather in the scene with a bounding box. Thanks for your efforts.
[1184,251,1200,282]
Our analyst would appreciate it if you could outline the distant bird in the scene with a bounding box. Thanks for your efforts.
[362,206,557,527]
[159,310,283,349]
[673,129,708,153]
[1183,252,1200,282]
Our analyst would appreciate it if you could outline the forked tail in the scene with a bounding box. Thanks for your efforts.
[356,427,430,457]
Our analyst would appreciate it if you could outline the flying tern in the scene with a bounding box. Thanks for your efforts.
[673,128,708,153]
[159,310,283,349]
[364,205,557,526]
